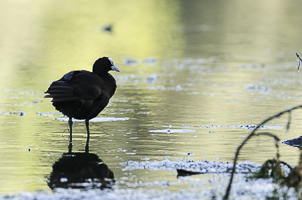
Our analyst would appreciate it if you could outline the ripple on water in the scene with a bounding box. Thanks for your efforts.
[36,112,129,122]
[149,129,198,134]
[198,124,283,130]
[54,117,130,122]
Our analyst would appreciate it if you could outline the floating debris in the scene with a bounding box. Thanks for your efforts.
[282,136,302,148]
[177,169,204,176]
[13,111,26,116]
[0,111,26,116]
[226,124,284,130]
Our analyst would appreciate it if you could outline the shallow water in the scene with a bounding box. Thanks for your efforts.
[1,0,302,199]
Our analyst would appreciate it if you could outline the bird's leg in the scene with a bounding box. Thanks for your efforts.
[85,119,90,153]
[85,139,89,153]
[68,117,73,152]
[68,142,73,153]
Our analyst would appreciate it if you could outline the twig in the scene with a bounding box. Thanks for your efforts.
[223,105,302,200]
[286,112,292,132]
[296,53,302,74]
[255,132,280,160]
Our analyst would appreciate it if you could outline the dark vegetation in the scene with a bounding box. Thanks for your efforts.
[223,105,302,199]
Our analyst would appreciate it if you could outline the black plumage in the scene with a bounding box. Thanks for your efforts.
[45,57,119,143]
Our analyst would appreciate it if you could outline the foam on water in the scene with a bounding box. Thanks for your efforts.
[1,178,298,200]
[36,113,129,122]
[198,124,284,130]
[120,159,262,173]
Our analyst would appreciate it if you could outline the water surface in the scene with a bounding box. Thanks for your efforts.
[1,0,302,198]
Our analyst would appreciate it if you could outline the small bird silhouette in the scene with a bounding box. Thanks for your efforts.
[45,57,119,145]
[102,24,113,32]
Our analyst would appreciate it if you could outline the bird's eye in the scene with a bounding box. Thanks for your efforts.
[108,57,114,66]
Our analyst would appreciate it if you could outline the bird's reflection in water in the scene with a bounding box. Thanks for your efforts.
[48,137,114,190]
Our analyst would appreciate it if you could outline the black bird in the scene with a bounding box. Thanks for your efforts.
[45,57,119,145]
[102,24,113,32]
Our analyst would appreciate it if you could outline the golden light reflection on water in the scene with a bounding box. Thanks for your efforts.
[39,0,183,76]
[0,0,183,85]
[1,0,302,195]
[0,0,184,193]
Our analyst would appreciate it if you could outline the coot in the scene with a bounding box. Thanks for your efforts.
[45,57,119,143]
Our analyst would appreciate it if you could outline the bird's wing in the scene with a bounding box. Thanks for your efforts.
[44,71,103,102]
[44,80,80,102]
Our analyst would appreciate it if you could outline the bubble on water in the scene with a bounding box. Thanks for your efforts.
[60,178,68,183]
[175,85,182,91]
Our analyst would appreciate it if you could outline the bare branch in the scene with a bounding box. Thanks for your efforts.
[223,105,302,200]
[296,53,302,72]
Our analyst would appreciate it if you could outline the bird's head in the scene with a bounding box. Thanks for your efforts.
[93,57,120,75]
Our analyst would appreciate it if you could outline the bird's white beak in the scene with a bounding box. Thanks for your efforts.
[111,65,120,72]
